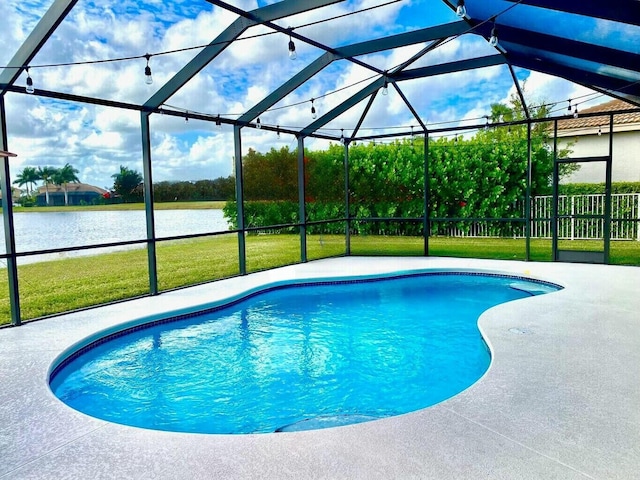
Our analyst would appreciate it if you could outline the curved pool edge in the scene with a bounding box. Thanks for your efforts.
[5,256,638,479]
[47,266,562,387]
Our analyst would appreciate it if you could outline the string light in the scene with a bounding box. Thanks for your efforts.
[456,0,466,17]
[489,19,499,47]
[25,68,34,94]
[311,98,317,119]
[144,54,153,85]
[340,129,345,144]
[288,30,297,60]
[381,79,389,96]
[184,111,189,123]
[145,81,628,139]
[163,87,620,137]
[3,1,406,74]
[2,0,539,128]
[256,117,261,129]
[277,125,281,138]
[10,0,612,136]
[598,126,602,136]
[215,115,221,128]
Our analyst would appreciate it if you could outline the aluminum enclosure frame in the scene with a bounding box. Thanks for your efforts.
[1,0,640,325]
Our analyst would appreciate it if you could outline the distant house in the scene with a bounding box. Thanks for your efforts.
[36,183,108,206]
[556,99,640,183]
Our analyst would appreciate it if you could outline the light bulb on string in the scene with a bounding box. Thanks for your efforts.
[598,126,602,136]
[144,54,153,85]
[25,68,34,94]
[567,99,572,112]
[184,112,189,123]
[340,129,345,145]
[573,106,579,119]
[277,126,281,138]
[381,79,389,96]
[256,117,261,129]
[311,99,317,119]
[215,115,222,128]
[288,30,297,60]
[489,21,499,47]
[456,0,466,17]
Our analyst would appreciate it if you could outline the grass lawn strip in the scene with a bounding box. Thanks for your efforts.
[1,235,638,325]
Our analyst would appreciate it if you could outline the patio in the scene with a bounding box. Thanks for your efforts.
[1,256,638,479]
[1,2,640,477]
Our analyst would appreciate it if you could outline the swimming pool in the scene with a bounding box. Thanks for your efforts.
[49,272,560,434]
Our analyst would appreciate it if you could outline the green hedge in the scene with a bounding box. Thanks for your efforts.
[559,182,640,195]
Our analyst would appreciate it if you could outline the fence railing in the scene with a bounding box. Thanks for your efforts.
[443,193,640,240]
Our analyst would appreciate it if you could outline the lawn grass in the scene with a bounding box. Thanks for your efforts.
[1,234,638,325]
[156,234,240,290]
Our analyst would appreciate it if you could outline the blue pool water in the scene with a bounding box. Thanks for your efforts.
[50,273,559,434]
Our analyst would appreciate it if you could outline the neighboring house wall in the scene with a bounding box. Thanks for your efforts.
[556,99,640,184]
[558,128,640,183]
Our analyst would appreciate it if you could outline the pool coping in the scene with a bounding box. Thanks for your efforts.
[1,257,639,479]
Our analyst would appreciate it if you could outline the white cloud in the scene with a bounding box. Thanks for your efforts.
[0,1,49,65]
[148,128,236,181]
[502,70,601,113]
[84,131,125,150]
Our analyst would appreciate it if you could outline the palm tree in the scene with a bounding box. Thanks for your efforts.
[13,166,39,196]
[37,166,58,206]
[53,163,80,206]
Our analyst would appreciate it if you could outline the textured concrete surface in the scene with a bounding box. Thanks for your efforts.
[1,257,638,479]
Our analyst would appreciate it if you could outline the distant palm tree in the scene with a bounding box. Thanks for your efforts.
[53,163,80,206]
[37,166,58,206]
[13,166,39,196]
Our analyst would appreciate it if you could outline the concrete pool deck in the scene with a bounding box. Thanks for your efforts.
[1,257,639,479]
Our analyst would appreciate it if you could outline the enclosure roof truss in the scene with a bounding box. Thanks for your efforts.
[0,0,638,141]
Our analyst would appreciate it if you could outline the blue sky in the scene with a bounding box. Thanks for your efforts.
[1,0,604,190]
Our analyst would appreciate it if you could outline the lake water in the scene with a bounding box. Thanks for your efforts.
[0,209,230,263]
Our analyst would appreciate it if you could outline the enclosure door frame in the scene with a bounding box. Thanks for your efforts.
[551,117,613,264]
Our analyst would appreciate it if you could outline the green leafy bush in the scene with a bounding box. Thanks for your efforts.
[559,182,640,195]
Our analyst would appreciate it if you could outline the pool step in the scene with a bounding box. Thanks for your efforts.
[275,414,382,432]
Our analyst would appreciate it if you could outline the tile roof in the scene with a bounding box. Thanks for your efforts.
[557,99,640,130]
